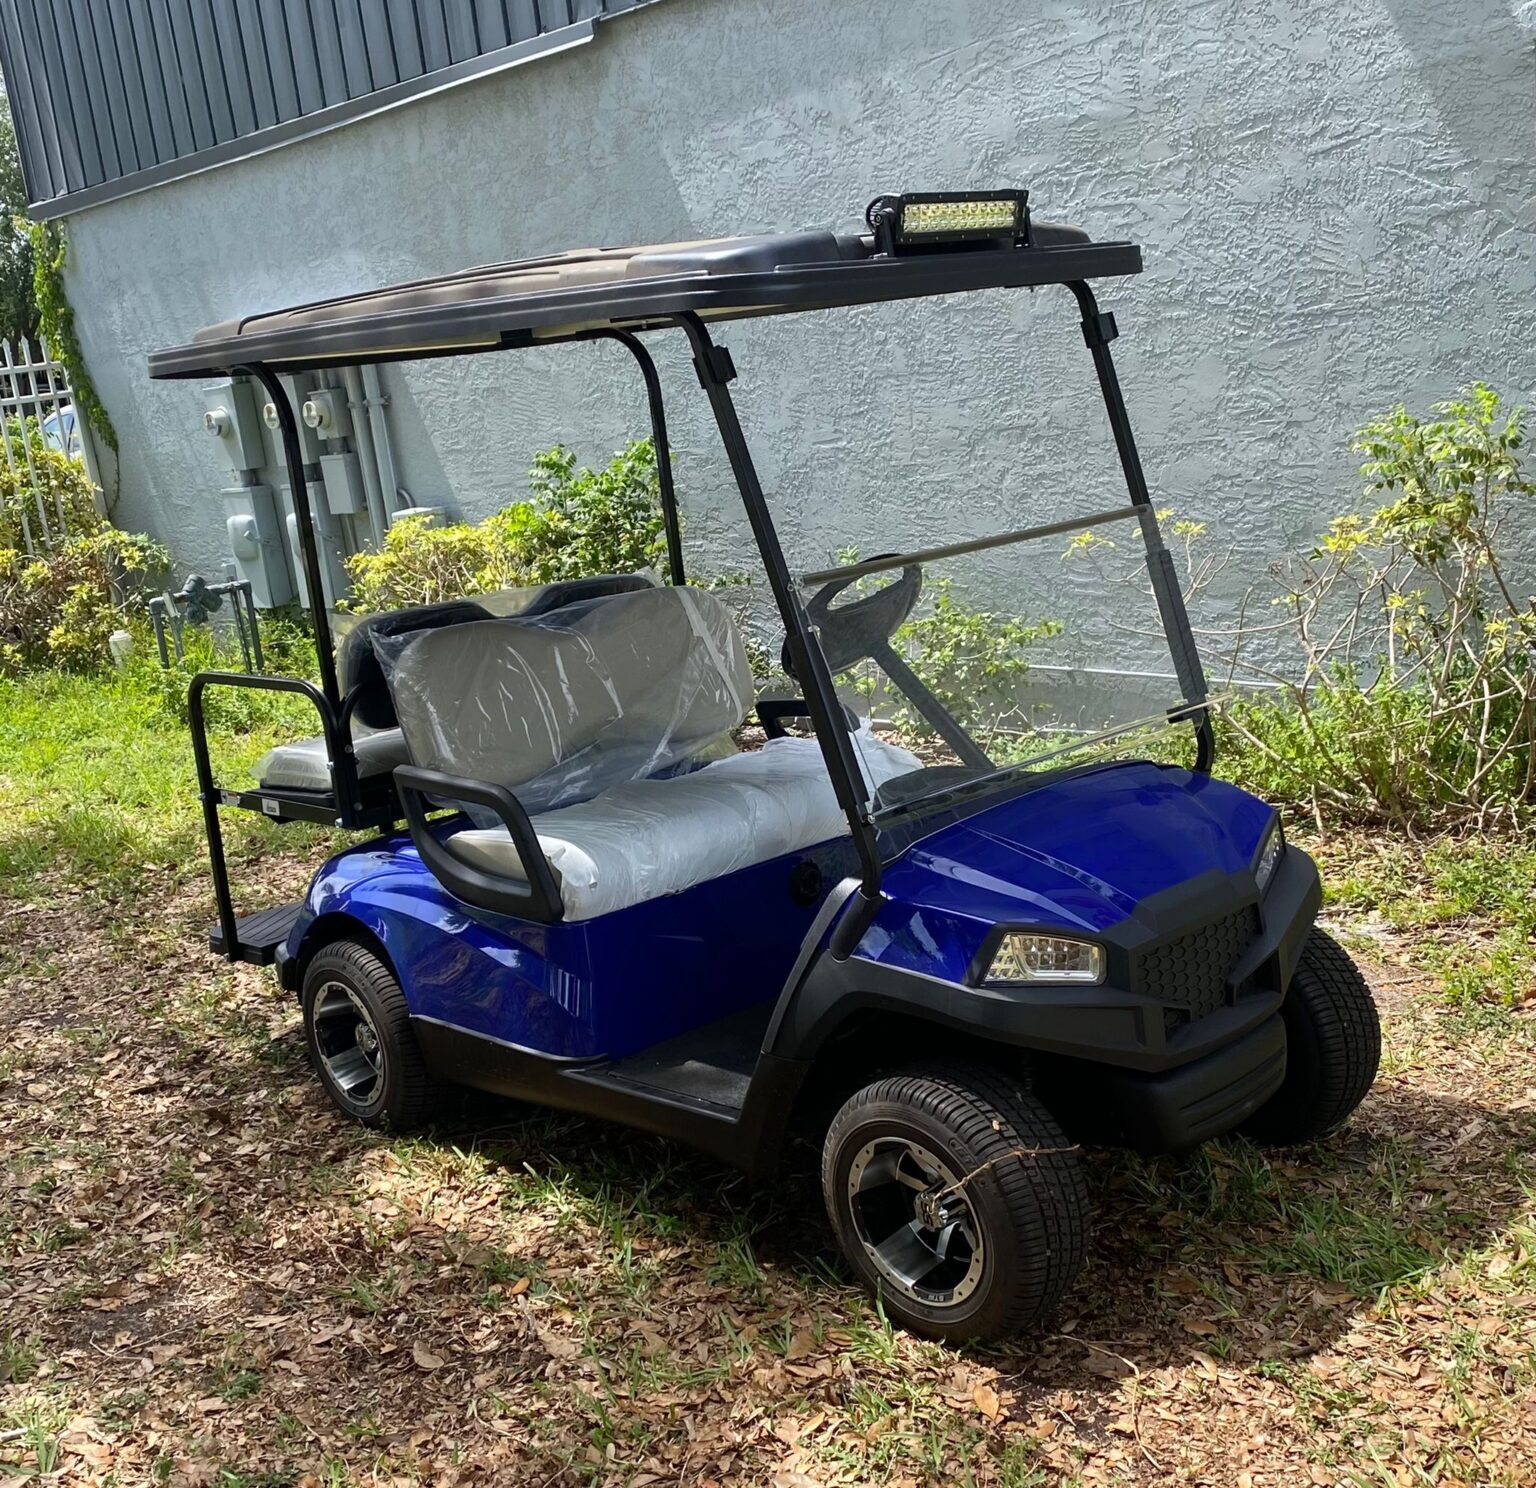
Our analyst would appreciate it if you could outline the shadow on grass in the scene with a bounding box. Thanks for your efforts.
[389,1067,1532,1378]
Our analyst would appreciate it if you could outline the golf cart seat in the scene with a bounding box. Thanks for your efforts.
[253,575,654,794]
[387,586,919,919]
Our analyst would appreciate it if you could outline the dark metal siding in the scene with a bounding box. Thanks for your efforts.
[0,0,652,214]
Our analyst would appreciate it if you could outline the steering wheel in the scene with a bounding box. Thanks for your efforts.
[783,560,923,678]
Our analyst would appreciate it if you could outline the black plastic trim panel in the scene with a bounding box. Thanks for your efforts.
[411,1016,810,1177]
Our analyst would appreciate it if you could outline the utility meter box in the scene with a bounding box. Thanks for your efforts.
[320,452,366,516]
[222,484,294,609]
[203,378,267,472]
[281,487,351,612]
[303,387,352,439]
[261,389,326,463]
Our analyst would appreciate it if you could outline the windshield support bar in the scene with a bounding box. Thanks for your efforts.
[240,363,341,706]
[588,330,686,586]
[797,504,1139,589]
[1066,280,1213,769]
[673,312,883,932]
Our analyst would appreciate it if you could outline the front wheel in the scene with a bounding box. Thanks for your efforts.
[301,938,443,1131]
[1239,929,1381,1145]
[821,1062,1087,1342]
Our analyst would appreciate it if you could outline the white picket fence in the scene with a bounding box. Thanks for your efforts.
[1,337,97,556]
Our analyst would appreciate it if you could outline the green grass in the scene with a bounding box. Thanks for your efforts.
[0,1330,38,1385]
[0,662,328,900]
[1314,831,1536,1013]
[0,1386,72,1475]
[1119,1138,1482,1300]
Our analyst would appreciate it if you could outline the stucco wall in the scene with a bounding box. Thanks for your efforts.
[60,0,1536,680]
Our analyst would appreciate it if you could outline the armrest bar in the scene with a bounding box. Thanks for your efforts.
[393,765,564,924]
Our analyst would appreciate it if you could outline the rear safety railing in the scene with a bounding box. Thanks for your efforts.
[189,670,372,960]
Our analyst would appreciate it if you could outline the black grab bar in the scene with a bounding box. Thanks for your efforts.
[394,765,564,924]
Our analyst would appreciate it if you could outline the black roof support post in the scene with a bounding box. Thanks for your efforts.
[599,330,686,586]
[243,363,341,707]
[1065,281,1215,773]
[673,313,884,948]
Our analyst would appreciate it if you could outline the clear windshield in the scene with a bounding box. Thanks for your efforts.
[739,292,1211,823]
[773,527,1205,822]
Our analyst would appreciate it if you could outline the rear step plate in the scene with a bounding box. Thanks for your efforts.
[208,902,303,965]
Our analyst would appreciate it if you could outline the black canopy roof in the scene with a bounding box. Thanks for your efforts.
[148,218,1141,380]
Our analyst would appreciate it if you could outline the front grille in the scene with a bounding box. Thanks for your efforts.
[1140,906,1260,1023]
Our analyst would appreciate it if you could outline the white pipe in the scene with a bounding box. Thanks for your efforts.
[342,366,388,545]
[361,364,400,512]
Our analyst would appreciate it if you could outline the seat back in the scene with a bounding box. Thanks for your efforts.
[340,574,654,729]
[387,586,753,813]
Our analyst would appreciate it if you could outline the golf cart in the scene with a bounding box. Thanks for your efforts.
[150,190,1380,1342]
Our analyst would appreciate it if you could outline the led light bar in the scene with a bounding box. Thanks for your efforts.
[986,932,1105,986]
[867,190,1030,252]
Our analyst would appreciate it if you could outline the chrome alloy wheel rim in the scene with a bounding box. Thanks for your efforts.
[312,981,385,1110]
[847,1137,985,1307]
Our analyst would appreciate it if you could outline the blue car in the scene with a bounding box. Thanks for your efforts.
[156,190,1380,1342]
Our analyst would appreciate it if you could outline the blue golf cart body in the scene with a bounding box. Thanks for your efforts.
[151,189,1374,1341]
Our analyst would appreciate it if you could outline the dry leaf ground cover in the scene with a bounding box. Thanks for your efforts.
[1,670,1534,1486]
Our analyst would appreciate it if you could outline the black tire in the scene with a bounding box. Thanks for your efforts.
[821,1062,1086,1343]
[1239,929,1381,1145]
[301,939,443,1131]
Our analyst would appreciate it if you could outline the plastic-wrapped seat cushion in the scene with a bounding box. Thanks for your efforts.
[337,574,654,730]
[446,729,921,919]
[382,585,754,815]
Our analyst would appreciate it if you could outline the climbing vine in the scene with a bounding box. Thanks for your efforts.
[29,221,119,467]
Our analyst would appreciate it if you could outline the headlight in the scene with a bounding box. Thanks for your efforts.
[1253,820,1284,893]
[987,932,1105,986]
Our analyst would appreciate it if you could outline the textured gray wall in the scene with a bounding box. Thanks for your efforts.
[61,0,1536,677]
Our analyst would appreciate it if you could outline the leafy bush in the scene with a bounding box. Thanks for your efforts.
[0,422,99,552]
[0,527,166,677]
[345,439,666,612]
[834,559,1060,754]
[517,439,667,583]
[344,510,527,612]
[1220,384,1536,829]
[885,577,1060,752]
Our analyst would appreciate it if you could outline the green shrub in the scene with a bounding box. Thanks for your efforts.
[516,439,667,583]
[136,610,320,730]
[344,439,666,612]
[886,577,1061,753]
[0,528,166,677]
[835,559,1061,754]
[1221,384,1536,830]
[0,421,99,551]
[345,510,527,612]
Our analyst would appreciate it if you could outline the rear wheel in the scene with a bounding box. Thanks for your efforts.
[301,939,442,1131]
[1239,929,1381,1145]
[821,1062,1086,1342]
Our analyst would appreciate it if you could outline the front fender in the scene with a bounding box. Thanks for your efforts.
[765,848,1321,1076]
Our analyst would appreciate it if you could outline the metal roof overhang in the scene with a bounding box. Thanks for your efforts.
[147,237,1143,381]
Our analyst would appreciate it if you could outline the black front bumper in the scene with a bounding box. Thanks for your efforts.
[1106,1011,1287,1153]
